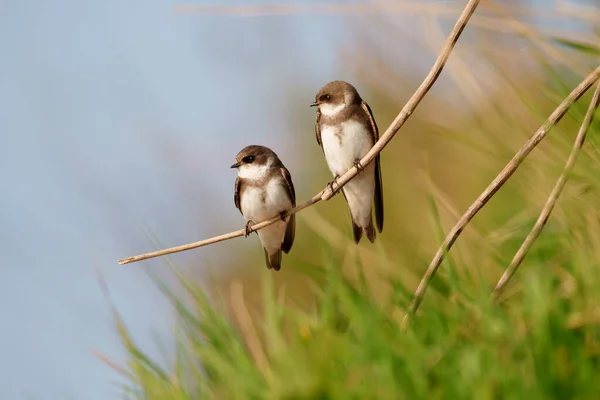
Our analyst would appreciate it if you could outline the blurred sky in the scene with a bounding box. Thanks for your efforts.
[0,0,592,398]
[0,0,362,398]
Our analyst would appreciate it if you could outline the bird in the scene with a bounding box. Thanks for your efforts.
[231,145,296,271]
[311,80,384,243]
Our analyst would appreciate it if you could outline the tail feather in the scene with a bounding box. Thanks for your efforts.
[263,248,282,271]
[364,218,376,243]
[352,219,377,244]
[345,185,378,244]
[352,217,376,244]
[352,220,363,244]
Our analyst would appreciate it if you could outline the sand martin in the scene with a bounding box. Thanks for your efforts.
[231,145,296,271]
[311,80,384,243]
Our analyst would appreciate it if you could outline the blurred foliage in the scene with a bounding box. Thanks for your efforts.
[104,2,600,398]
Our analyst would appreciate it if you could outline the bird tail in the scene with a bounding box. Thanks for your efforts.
[364,218,376,243]
[263,248,282,271]
[352,217,376,244]
[352,220,363,244]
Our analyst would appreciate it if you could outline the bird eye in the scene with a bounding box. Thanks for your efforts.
[243,155,255,163]
[320,94,331,102]
[325,94,331,100]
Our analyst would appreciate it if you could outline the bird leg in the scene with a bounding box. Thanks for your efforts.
[279,210,288,221]
[354,158,364,174]
[327,175,341,195]
[244,220,256,237]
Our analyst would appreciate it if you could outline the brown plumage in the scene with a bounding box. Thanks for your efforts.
[312,80,384,243]
[232,145,296,271]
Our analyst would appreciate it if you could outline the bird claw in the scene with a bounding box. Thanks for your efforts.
[354,158,364,174]
[279,210,288,221]
[328,175,341,195]
[244,220,255,237]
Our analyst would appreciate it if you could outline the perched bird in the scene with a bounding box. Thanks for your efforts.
[311,80,384,243]
[231,145,296,271]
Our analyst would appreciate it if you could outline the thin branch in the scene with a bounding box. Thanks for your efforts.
[118,0,481,265]
[403,64,600,324]
[118,192,324,264]
[493,81,600,297]
[321,0,481,201]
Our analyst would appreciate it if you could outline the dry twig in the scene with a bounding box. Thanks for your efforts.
[119,192,323,264]
[493,81,600,297]
[118,0,482,265]
[403,64,600,325]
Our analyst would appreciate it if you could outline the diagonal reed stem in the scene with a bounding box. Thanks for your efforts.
[118,0,481,265]
[403,65,600,325]
[493,81,600,297]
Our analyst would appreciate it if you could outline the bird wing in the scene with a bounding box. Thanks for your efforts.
[315,108,323,149]
[361,100,384,233]
[234,177,243,215]
[280,166,296,253]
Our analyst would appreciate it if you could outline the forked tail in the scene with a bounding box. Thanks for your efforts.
[263,248,282,271]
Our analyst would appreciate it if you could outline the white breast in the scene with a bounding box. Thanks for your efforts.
[240,178,292,223]
[320,120,373,177]
[240,177,292,254]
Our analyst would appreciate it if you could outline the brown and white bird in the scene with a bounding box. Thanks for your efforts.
[231,145,296,271]
[311,80,384,243]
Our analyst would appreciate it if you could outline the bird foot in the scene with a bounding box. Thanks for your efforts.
[244,220,256,238]
[354,158,364,174]
[327,175,341,195]
[279,210,288,221]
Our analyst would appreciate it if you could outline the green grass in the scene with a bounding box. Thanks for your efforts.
[114,222,600,399]
[107,26,600,400]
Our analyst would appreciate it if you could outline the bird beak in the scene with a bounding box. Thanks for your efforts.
[230,163,240,169]
[309,101,318,107]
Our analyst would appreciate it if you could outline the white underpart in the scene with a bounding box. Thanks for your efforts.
[237,163,270,180]
[320,120,375,229]
[319,102,346,117]
[238,171,292,255]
